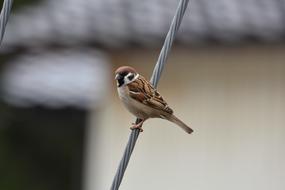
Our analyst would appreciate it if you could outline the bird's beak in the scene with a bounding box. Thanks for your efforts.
[115,74,122,80]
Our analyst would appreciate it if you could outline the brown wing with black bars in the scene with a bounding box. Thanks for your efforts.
[127,75,173,114]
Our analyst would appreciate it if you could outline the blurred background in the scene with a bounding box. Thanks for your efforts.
[1,0,285,190]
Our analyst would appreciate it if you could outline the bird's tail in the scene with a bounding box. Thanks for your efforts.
[167,114,193,134]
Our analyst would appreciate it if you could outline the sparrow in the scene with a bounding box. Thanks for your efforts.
[115,66,193,134]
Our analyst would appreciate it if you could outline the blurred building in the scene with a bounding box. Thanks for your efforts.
[0,0,285,190]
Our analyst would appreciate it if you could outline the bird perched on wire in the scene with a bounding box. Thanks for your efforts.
[115,66,193,134]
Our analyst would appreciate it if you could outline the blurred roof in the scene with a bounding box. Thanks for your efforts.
[3,0,285,49]
[1,49,110,109]
[1,0,285,109]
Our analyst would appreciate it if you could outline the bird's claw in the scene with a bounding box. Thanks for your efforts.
[130,121,144,132]
[130,126,143,132]
[130,119,144,132]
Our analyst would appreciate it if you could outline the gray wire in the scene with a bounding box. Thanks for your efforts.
[150,0,189,88]
[111,0,189,189]
[0,0,13,45]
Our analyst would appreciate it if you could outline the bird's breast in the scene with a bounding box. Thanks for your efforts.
[117,86,153,120]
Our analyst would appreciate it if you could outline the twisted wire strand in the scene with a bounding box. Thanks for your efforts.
[150,0,189,88]
[111,0,189,189]
[0,0,13,45]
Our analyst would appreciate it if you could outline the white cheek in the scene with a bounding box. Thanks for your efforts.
[124,73,139,85]
[123,76,132,85]
[124,78,131,84]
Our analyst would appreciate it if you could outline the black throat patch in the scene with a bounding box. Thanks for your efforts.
[117,78,124,87]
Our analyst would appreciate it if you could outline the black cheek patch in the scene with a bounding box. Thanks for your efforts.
[128,75,134,81]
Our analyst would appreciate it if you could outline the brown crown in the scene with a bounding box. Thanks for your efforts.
[115,66,137,75]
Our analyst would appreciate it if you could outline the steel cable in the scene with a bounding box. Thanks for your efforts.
[0,0,13,45]
[111,0,190,189]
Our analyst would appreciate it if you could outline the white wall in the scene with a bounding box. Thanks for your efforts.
[84,45,285,190]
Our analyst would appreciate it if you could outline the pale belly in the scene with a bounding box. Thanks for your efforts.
[117,86,159,120]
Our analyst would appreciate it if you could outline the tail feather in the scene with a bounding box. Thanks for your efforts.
[167,114,193,134]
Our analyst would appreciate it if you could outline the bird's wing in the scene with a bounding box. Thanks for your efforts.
[127,76,173,114]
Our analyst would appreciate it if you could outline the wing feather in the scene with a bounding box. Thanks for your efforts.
[127,76,173,114]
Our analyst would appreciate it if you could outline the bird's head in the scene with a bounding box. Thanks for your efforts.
[115,66,139,87]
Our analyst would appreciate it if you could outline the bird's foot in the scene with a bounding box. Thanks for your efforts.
[130,120,144,132]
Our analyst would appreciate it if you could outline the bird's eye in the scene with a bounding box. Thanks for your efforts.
[122,72,128,76]
[128,74,134,81]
